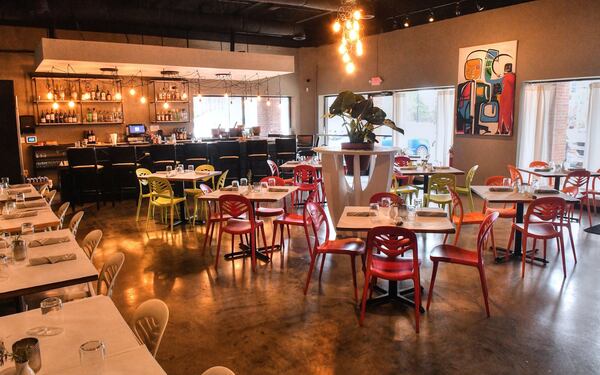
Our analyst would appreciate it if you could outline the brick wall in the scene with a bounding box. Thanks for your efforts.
[550,82,570,163]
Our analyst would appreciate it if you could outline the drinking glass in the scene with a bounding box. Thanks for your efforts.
[15,192,25,204]
[502,178,511,187]
[27,297,64,336]
[0,255,9,282]
[379,197,391,218]
[1,177,9,186]
[2,201,16,215]
[414,198,423,210]
[407,205,416,221]
[389,205,399,224]
[398,204,409,221]
[369,203,379,224]
[253,182,262,193]
[260,182,269,191]
[21,222,35,235]
[231,180,240,191]
[79,340,106,375]
[165,165,173,176]
[240,178,248,188]
[268,178,276,187]
[187,165,194,173]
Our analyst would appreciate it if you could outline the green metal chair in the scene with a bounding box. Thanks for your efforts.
[146,177,186,234]
[424,173,456,212]
[455,165,479,211]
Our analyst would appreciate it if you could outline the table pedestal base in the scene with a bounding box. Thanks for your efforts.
[223,243,281,263]
[367,280,425,313]
[494,247,549,265]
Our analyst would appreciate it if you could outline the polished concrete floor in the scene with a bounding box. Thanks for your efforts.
[72,198,600,375]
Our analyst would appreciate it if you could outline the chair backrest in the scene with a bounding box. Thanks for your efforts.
[149,144,176,163]
[67,147,98,168]
[304,201,330,248]
[428,173,456,193]
[365,226,419,272]
[293,165,318,185]
[130,299,169,358]
[562,170,591,195]
[201,366,236,375]
[69,210,84,236]
[464,165,479,188]
[195,164,215,173]
[476,211,500,263]
[296,134,314,147]
[218,194,254,221]
[109,146,137,165]
[81,229,103,259]
[246,139,268,157]
[148,177,175,200]
[97,252,125,297]
[39,184,49,196]
[369,192,402,205]
[215,170,229,190]
[183,143,208,165]
[136,168,152,188]
[394,155,412,167]
[55,202,70,229]
[594,169,600,190]
[448,188,463,222]
[524,197,566,227]
[199,184,213,194]
[507,165,523,185]
[485,176,506,186]
[260,176,286,186]
[275,137,297,156]
[45,189,57,205]
[529,160,549,168]
[267,160,279,177]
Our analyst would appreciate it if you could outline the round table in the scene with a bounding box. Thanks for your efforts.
[313,146,399,225]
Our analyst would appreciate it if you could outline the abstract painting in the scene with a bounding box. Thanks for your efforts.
[455,40,517,136]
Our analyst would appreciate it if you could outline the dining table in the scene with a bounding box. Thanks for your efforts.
[0,229,98,311]
[395,166,465,193]
[0,296,166,374]
[0,185,43,203]
[471,185,580,263]
[336,205,455,311]
[279,160,322,170]
[518,167,600,190]
[199,185,298,262]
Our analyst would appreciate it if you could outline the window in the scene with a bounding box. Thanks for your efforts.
[517,79,600,170]
[193,96,291,139]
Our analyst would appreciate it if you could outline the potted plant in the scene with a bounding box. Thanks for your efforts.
[1,338,39,375]
[327,91,403,172]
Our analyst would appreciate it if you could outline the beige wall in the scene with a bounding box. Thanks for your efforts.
[0,26,300,174]
[297,0,600,183]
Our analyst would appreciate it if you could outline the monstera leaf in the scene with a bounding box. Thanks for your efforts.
[329,91,365,115]
[350,98,374,119]
[383,119,404,134]
[363,107,387,125]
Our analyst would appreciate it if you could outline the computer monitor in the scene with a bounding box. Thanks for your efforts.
[127,124,146,135]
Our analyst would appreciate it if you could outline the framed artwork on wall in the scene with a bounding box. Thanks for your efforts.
[455,40,517,136]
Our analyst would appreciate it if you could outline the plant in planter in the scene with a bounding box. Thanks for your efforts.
[1,338,38,375]
[327,90,404,171]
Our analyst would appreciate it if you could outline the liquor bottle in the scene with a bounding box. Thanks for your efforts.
[106,91,112,101]
[45,110,51,123]
[40,111,46,124]
[95,85,100,101]
[101,89,106,101]
[49,110,55,123]
[92,108,98,122]
[59,86,66,100]
[87,108,92,122]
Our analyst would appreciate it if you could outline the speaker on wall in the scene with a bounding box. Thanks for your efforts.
[19,115,35,134]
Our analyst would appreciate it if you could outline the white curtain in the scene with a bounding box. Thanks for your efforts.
[392,91,408,147]
[585,82,600,171]
[434,89,455,165]
[516,83,557,168]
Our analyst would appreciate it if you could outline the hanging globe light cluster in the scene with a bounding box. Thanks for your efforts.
[332,0,363,74]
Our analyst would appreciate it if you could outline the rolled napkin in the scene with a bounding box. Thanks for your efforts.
[287,161,301,165]
[534,188,560,194]
[1,211,38,219]
[416,208,447,217]
[9,184,30,189]
[220,186,237,192]
[29,236,70,247]
[433,166,450,170]
[347,211,376,217]
[399,166,418,170]
[7,188,31,194]
[489,186,513,192]
[268,188,288,193]
[568,167,586,171]
[17,200,46,209]
[29,253,77,266]
[534,167,552,172]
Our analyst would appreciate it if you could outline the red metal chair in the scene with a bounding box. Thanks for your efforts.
[271,191,315,256]
[359,226,421,332]
[507,164,524,185]
[588,169,600,214]
[562,170,593,226]
[528,160,553,185]
[507,197,567,278]
[427,211,499,317]
[267,160,293,185]
[303,201,365,300]
[369,192,403,205]
[393,155,414,185]
[483,176,517,254]
[444,188,495,252]
[201,184,234,253]
[293,165,320,205]
[255,176,287,219]
[215,194,268,271]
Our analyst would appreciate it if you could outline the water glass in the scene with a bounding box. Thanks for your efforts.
[177,164,184,174]
[502,178,512,187]
[187,165,194,173]
[1,177,9,187]
[398,204,409,221]
[414,198,423,210]
[21,222,35,235]
[27,297,64,336]
[253,182,262,193]
[389,205,399,223]
[260,182,269,191]
[379,197,391,217]
[2,201,16,215]
[240,178,248,187]
[0,255,9,282]
[231,180,240,191]
[268,178,276,187]
[369,203,379,223]
[79,340,106,374]
[407,205,416,221]
[165,165,173,176]
[15,192,25,203]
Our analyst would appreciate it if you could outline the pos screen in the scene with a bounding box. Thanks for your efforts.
[128,124,146,135]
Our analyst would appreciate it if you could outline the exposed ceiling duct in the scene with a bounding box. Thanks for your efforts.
[245,0,341,12]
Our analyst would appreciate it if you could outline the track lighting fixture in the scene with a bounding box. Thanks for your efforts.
[428,9,435,23]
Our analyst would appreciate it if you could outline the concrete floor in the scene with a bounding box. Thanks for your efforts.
[72,198,600,375]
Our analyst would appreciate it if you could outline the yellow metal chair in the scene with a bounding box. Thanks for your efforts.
[215,170,229,190]
[455,165,479,211]
[390,175,418,204]
[135,168,153,221]
[146,177,186,233]
[424,173,456,212]
[184,164,216,223]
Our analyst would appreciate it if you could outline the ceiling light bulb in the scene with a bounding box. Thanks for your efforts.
[162,102,169,109]
[338,43,347,54]
[266,99,271,106]
[353,20,360,31]
[52,102,59,110]
[353,10,362,20]
[182,92,188,100]
[349,30,358,41]
[345,20,352,29]
[403,17,410,28]
[428,10,435,22]
[68,100,75,108]
[257,95,261,101]
[342,53,351,63]
[333,21,341,33]
[356,41,364,56]
[224,92,229,98]
[345,62,355,74]
[476,0,484,11]
[129,87,136,96]
[455,2,461,16]
[140,96,147,104]
[114,92,122,100]
[46,91,54,100]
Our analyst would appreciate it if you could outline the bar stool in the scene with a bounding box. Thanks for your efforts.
[246,139,270,181]
[183,143,209,168]
[216,141,241,183]
[275,137,297,168]
[67,147,104,210]
[296,134,315,159]
[149,144,177,171]
[109,146,138,205]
